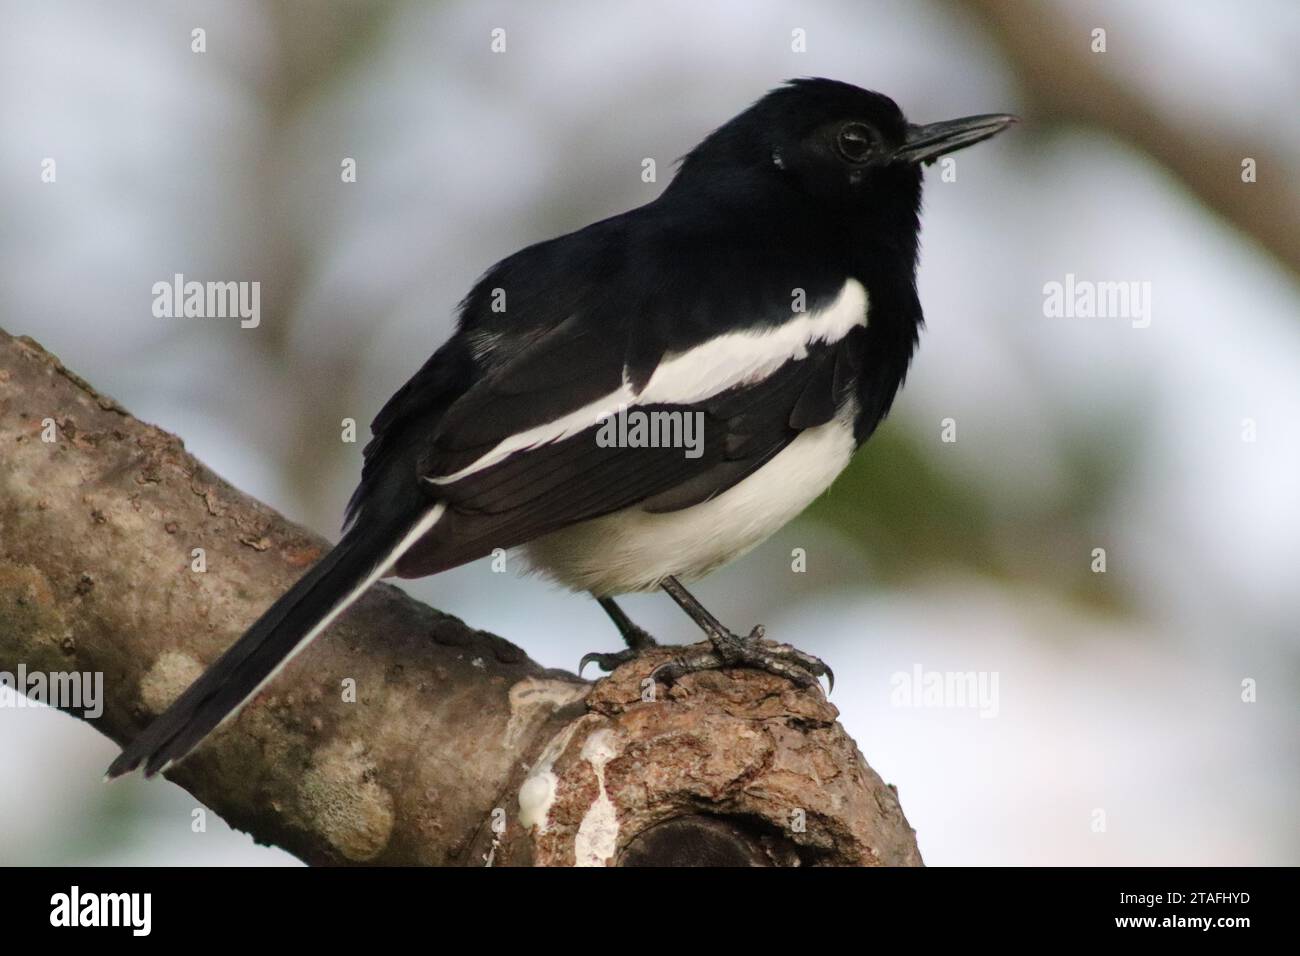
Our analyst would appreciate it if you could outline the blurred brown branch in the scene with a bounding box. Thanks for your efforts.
[963,0,1300,280]
[0,329,921,867]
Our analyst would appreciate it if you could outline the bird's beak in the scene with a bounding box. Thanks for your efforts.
[892,113,1018,165]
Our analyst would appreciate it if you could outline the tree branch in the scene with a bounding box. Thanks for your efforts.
[961,0,1300,281]
[0,328,921,866]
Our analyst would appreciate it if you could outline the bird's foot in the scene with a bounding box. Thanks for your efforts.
[578,625,659,676]
[651,626,833,693]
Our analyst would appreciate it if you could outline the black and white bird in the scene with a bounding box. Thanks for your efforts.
[108,78,1015,778]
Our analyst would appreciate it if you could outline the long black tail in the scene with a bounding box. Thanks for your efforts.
[106,503,445,778]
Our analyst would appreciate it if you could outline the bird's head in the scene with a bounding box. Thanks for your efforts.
[673,78,1016,239]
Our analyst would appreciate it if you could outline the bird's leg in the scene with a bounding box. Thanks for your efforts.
[578,596,660,675]
[598,596,658,651]
[654,576,833,692]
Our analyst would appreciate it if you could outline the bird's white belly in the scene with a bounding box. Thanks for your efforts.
[521,412,858,595]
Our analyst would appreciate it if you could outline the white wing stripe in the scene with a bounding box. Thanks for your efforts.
[427,279,867,486]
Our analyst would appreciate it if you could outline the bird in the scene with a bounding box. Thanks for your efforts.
[107,78,1016,778]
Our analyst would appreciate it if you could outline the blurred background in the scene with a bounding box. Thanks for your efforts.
[1,0,1296,865]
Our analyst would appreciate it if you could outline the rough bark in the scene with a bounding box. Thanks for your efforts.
[0,328,922,867]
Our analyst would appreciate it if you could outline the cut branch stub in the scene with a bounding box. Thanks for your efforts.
[487,649,923,867]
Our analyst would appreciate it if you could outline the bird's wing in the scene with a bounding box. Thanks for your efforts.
[392,303,865,578]
[344,209,867,572]
[344,217,634,531]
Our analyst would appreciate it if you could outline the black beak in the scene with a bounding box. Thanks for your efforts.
[893,113,1018,165]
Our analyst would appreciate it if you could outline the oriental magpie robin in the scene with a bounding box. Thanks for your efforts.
[108,78,1015,777]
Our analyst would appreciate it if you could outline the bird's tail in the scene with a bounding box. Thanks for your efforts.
[106,503,446,778]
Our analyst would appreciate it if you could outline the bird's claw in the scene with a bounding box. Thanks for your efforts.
[650,626,833,695]
[578,647,643,677]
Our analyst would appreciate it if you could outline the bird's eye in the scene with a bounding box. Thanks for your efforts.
[836,122,877,163]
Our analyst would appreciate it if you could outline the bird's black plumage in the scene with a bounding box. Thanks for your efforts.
[358,80,930,568]
[108,78,1015,778]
